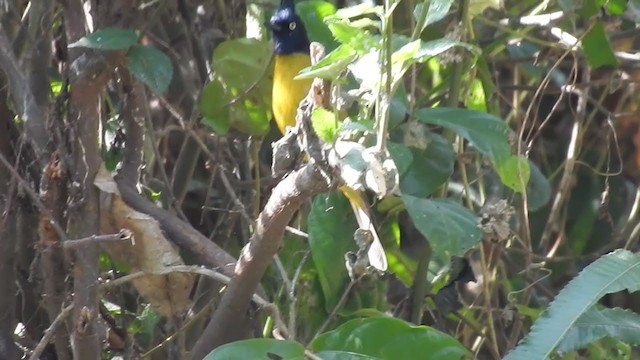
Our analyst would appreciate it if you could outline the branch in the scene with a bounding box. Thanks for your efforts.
[190,162,329,359]
[0,26,47,157]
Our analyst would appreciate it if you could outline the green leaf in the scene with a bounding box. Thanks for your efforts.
[414,0,455,34]
[525,160,551,211]
[308,193,357,311]
[387,142,413,176]
[314,351,380,360]
[204,339,305,360]
[402,195,481,261]
[465,78,487,112]
[311,108,340,143]
[505,250,640,360]
[412,38,478,63]
[126,45,173,94]
[297,1,338,51]
[296,44,358,80]
[390,128,454,197]
[68,27,138,50]
[200,80,230,134]
[201,115,230,135]
[414,107,511,163]
[582,21,617,69]
[311,317,469,359]
[557,307,640,353]
[208,38,273,135]
[495,155,530,194]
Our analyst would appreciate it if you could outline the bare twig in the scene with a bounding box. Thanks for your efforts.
[29,304,74,360]
[63,230,133,249]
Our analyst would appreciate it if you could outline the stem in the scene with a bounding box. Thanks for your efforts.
[375,0,395,152]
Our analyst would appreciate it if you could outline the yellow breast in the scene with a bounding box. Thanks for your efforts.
[272,53,313,134]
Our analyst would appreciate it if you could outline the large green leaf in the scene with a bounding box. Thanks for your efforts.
[401,195,481,261]
[126,45,173,94]
[505,250,640,360]
[582,21,617,69]
[201,38,272,136]
[311,317,469,359]
[203,339,304,360]
[414,107,510,163]
[557,307,640,354]
[414,107,530,192]
[308,193,357,311]
[68,27,138,50]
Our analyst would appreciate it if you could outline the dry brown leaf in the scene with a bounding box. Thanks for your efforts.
[95,165,194,317]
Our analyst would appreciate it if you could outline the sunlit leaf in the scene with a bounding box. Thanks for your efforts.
[311,317,470,359]
[297,1,338,51]
[582,21,617,69]
[296,44,358,80]
[312,108,340,143]
[495,155,530,194]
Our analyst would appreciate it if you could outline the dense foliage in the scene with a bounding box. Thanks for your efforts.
[1,0,640,359]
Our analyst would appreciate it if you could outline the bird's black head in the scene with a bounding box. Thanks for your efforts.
[269,0,309,55]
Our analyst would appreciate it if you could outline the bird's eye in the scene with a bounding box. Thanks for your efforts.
[288,22,296,30]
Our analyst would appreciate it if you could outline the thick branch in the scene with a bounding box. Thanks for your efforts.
[190,164,329,359]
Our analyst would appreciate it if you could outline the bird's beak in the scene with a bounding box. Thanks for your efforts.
[268,23,280,32]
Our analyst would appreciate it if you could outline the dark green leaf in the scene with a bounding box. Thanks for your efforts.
[308,193,357,311]
[203,339,305,360]
[582,21,617,69]
[127,45,173,94]
[311,317,469,359]
[526,160,551,211]
[390,125,454,197]
[414,107,511,163]
[402,195,481,261]
[68,27,138,50]
[387,142,413,176]
[413,0,454,34]
[505,250,640,360]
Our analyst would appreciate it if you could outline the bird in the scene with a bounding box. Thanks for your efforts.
[268,0,388,271]
[268,0,313,134]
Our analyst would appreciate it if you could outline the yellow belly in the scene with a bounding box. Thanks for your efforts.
[272,54,313,134]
